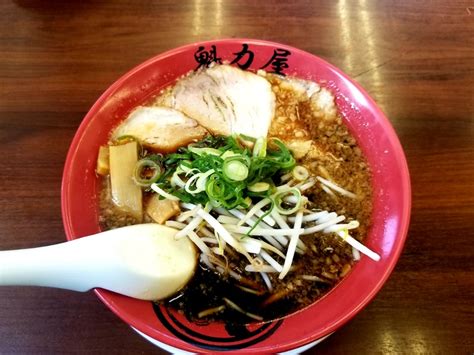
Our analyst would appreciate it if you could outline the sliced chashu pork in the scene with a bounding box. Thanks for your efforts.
[274,76,338,160]
[112,106,208,153]
[168,65,275,138]
[278,75,337,121]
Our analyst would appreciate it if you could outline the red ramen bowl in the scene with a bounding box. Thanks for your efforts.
[61,39,410,353]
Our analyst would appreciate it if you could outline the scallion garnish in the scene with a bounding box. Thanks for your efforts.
[248,182,270,193]
[223,156,249,181]
[152,134,296,209]
[133,158,161,187]
[273,188,302,215]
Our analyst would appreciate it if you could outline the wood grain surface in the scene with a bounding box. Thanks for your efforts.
[0,0,473,353]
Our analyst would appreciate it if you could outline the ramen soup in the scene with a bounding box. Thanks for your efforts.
[97,64,380,324]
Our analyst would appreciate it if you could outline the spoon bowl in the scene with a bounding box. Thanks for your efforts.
[0,224,197,300]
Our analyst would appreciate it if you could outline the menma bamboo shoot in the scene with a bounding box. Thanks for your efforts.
[96,146,110,176]
[109,141,142,221]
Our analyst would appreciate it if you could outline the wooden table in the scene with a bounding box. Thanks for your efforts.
[1,1,473,353]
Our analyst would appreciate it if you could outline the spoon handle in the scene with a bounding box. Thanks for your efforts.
[0,224,197,300]
[0,236,110,292]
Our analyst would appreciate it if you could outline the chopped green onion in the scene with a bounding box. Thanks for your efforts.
[242,197,252,208]
[220,150,239,159]
[237,134,257,144]
[196,170,215,191]
[170,170,186,188]
[273,188,302,215]
[223,158,249,181]
[133,158,161,187]
[267,138,295,170]
[178,163,194,174]
[188,146,221,156]
[248,182,270,193]
[253,137,267,158]
[151,135,297,209]
[292,166,309,181]
[185,170,214,195]
[205,174,244,209]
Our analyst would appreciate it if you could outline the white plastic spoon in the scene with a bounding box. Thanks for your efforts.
[0,224,197,300]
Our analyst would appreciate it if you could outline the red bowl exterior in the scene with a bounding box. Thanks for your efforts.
[61,39,411,353]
